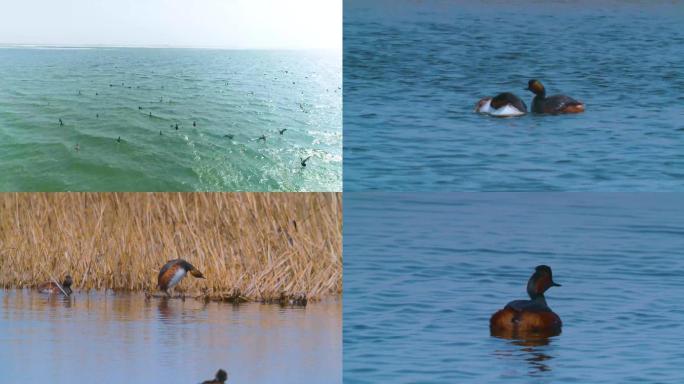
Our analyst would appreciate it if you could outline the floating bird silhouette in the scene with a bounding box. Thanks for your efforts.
[193,121,197,127]
[257,135,267,142]
[38,275,73,296]
[279,129,287,135]
[201,369,228,384]
[116,136,121,143]
[160,130,163,135]
[175,123,179,130]
[96,113,99,118]
[157,259,205,296]
[59,118,63,126]
[223,134,234,139]
[300,156,311,167]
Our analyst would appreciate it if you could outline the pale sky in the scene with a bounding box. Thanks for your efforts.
[0,0,341,49]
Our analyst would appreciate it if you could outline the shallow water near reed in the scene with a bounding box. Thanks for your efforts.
[344,193,684,383]
[0,290,341,383]
[344,0,684,191]
[0,47,341,191]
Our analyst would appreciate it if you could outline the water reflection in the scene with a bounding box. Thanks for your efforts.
[493,336,555,376]
[0,289,341,383]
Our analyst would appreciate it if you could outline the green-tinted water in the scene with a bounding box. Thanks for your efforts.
[0,47,341,191]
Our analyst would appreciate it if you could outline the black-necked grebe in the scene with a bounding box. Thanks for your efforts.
[279,129,287,135]
[201,369,228,384]
[474,92,527,117]
[157,259,205,296]
[38,275,73,296]
[526,80,585,114]
[490,265,562,338]
[301,156,311,167]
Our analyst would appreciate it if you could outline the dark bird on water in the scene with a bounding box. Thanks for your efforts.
[138,106,142,110]
[279,128,287,135]
[38,275,73,296]
[193,121,196,127]
[201,369,228,384]
[257,135,266,142]
[95,92,98,95]
[160,130,163,135]
[96,113,99,118]
[59,118,63,126]
[116,136,121,143]
[175,123,179,130]
[300,156,311,167]
[149,112,152,117]
[223,134,234,139]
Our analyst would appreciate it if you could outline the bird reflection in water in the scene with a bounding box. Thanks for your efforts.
[492,335,556,376]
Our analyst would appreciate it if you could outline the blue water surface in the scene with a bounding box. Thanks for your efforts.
[344,0,684,191]
[344,193,684,383]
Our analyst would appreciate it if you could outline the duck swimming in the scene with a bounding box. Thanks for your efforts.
[38,275,73,296]
[526,79,585,114]
[157,259,205,296]
[201,369,228,384]
[474,92,527,117]
[490,265,562,338]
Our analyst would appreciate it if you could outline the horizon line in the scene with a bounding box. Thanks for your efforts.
[0,43,341,51]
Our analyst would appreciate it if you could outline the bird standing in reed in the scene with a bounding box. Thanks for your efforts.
[157,259,205,296]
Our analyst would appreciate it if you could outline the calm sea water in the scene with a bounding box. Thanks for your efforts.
[344,0,684,191]
[0,48,341,191]
[0,291,341,383]
[344,193,684,383]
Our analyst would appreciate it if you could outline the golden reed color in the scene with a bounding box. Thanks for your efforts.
[0,193,341,302]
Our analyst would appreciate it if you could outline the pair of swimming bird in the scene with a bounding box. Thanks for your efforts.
[39,259,205,297]
[475,79,585,117]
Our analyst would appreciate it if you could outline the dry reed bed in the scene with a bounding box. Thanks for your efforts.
[0,193,341,302]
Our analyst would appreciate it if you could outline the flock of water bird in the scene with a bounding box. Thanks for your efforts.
[59,77,337,169]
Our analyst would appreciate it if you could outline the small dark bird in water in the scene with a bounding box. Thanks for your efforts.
[38,275,73,296]
[59,118,63,126]
[149,112,152,117]
[109,84,113,87]
[258,135,266,142]
[74,143,80,152]
[116,136,121,143]
[138,106,142,110]
[201,369,228,384]
[96,114,99,118]
[279,129,287,135]
[95,92,98,95]
[193,121,196,127]
[300,156,311,167]
[160,130,163,135]
[175,123,179,130]
[223,134,234,139]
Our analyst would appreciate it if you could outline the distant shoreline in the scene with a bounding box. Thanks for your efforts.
[0,43,341,52]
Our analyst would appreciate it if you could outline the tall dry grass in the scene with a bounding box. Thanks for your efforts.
[0,193,341,302]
